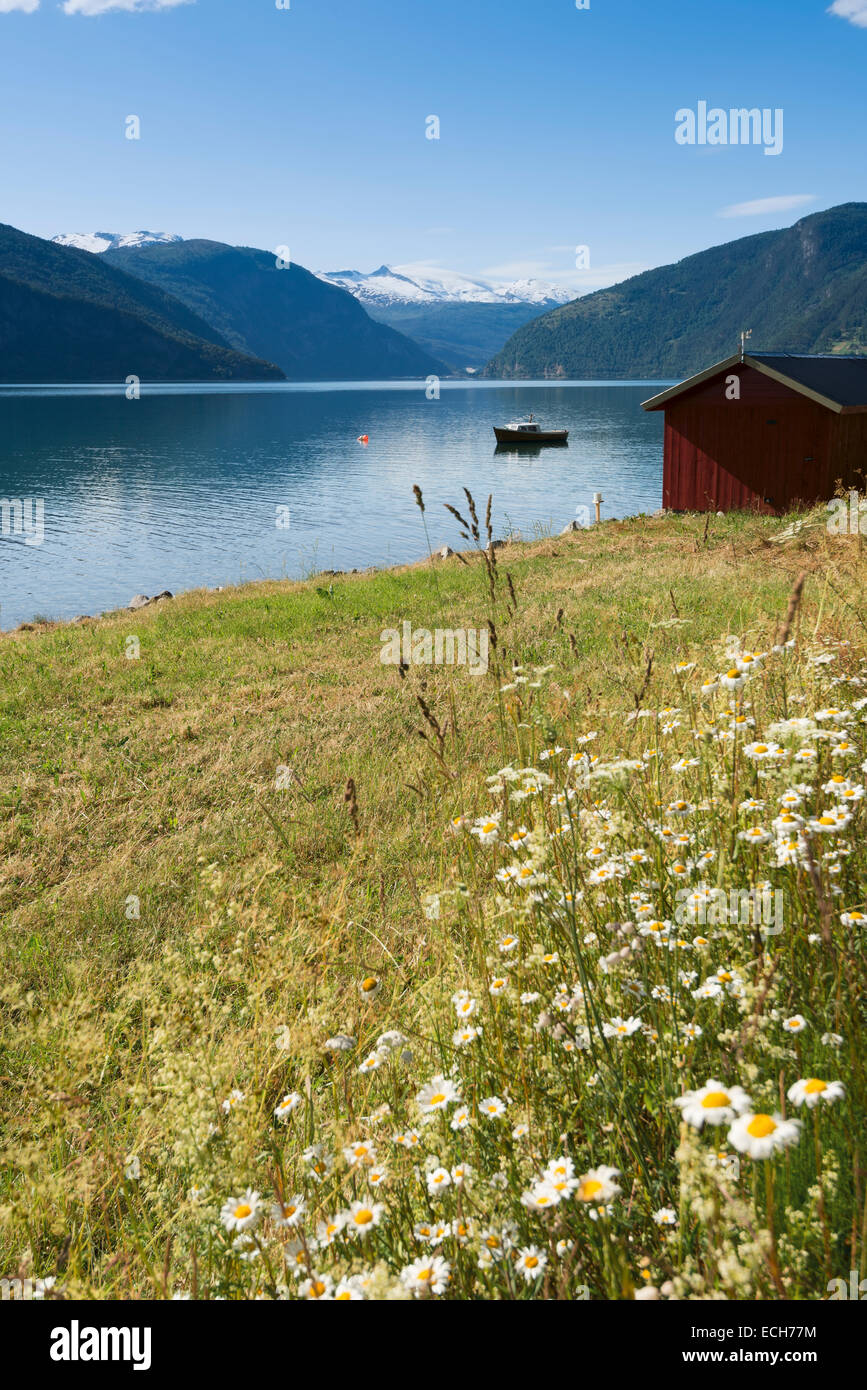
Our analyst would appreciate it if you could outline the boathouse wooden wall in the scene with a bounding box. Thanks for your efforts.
[660,364,865,513]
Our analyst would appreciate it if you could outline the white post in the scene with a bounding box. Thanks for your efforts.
[593,492,603,525]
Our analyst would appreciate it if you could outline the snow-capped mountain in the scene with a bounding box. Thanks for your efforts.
[317,263,572,308]
[51,231,183,254]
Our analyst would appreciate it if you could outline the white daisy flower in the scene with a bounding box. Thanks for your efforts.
[576,1166,621,1203]
[521,1180,562,1211]
[653,1207,678,1226]
[516,1246,548,1281]
[416,1075,462,1113]
[728,1112,801,1159]
[220,1190,261,1233]
[271,1195,305,1228]
[470,817,501,845]
[782,1014,808,1034]
[400,1255,451,1296]
[787,1077,844,1108]
[479,1095,507,1119]
[344,1201,385,1237]
[274,1092,303,1122]
[674,1079,752,1129]
[603,1015,642,1039]
[343,1139,376,1167]
[426,1166,452,1196]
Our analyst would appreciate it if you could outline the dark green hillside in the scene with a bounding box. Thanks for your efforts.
[484,204,867,379]
[107,240,448,380]
[0,223,283,382]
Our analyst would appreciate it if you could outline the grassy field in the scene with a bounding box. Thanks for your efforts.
[1,498,865,1300]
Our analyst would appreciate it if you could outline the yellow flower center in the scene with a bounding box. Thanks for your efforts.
[746,1114,777,1138]
[429,1092,446,1105]
[754,745,768,754]
[482,822,497,833]
[417,1268,433,1282]
[701,1091,730,1108]
[525,1256,539,1268]
[580,1179,603,1199]
[361,977,378,991]
[804,1079,827,1094]
[234,1204,252,1219]
[354,1208,374,1225]
[311,1281,327,1297]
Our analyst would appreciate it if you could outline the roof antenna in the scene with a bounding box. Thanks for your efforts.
[739,328,752,362]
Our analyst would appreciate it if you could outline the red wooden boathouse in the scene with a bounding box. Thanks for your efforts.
[642,353,867,514]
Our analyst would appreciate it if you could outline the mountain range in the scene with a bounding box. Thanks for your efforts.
[0,228,445,383]
[484,203,867,379]
[7,204,867,384]
[317,263,571,371]
[103,240,445,380]
[316,264,572,307]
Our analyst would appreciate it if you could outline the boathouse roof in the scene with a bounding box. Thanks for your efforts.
[642,353,867,415]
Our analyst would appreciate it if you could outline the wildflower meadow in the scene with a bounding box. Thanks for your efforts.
[1,498,865,1303]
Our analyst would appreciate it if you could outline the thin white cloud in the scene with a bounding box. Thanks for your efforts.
[0,1,40,13]
[476,258,651,295]
[479,259,558,280]
[828,1,867,28]
[717,194,816,219]
[555,261,652,293]
[62,0,193,14]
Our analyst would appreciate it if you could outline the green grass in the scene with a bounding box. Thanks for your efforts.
[1,501,865,1300]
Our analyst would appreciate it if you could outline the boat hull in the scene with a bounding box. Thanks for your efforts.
[493,428,569,445]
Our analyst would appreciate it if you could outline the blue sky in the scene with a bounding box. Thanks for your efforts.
[0,0,865,290]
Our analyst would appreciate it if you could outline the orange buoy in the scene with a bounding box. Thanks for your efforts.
[357,434,369,445]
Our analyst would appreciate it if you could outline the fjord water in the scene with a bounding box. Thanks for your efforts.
[0,382,666,630]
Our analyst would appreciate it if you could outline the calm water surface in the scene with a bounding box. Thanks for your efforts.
[0,381,668,629]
